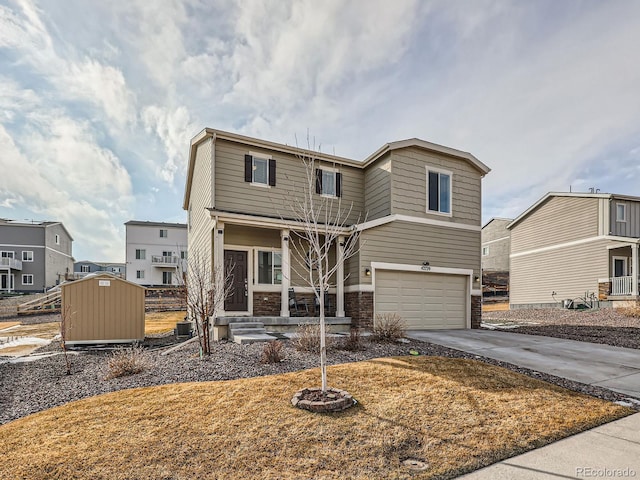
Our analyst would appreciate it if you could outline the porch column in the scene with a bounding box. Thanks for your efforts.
[336,235,345,317]
[633,243,639,297]
[280,229,290,317]
[214,222,225,316]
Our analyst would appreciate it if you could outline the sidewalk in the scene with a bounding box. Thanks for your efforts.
[460,413,640,479]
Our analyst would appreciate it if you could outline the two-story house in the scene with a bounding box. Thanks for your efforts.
[183,129,490,334]
[0,219,74,293]
[508,192,640,308]
[125,221,187,287]
[481,218,512,298]
[73,261,126,279]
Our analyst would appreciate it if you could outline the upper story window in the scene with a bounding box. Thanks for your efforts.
[22,251,34,262]
[160,229,168,238]
[315,168,342,197]
[426,167,452,215]
[135,249,146,260]
[245,153,276,187]
[616,203,627,222]
[1,251,15,259]
[55,234,60,244]
[257,250,282,284]
[80,265,90,273]
[482,247,489,256]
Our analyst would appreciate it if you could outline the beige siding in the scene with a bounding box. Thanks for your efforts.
[390,147,482,226]
[359,221,481,285]
[511,197,600,253]
[510,239,610,305]
[62,276,145,342]
[188,139,215,270]
[214,138,364,225]
[610,199,640,237]
[344,241,360,286]
[363,154,391,220]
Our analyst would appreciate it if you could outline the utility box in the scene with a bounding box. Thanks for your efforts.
[61,273,146,345]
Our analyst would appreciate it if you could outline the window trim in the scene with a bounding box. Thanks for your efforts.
[315,165,342,198]
[135,249,146,260]
[255,249,283,285]
[482,246,489,256]
[54,234,60,245]
[162,271,173,285]
[1,251,15,259]
[22,251,34,262]
[80,264,90,273]
[136,270,145,279]
[247,151,275,187]
[22,274,34,285]
[616,203,627,222]
[425,165,453,217]
[159,229,168,238]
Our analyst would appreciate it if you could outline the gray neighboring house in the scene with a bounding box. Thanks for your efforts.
[73,261,125,279]
[0,219,74,293]
[183,128,490,334]
[508,192,640,308]
[481,218,512,297]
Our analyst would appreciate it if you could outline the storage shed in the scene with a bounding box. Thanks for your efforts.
[61,273,145,345]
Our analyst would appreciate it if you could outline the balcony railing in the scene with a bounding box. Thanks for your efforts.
[0,258,22,270]
[610,276,640,296]
[151,255,179,266]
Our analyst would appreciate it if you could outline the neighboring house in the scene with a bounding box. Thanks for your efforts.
[183,128,490,334]
[508,192,640,308]
[0,219,74,293]
[481,218,512,297]
[73,261,126,279]
[125,221,187,287]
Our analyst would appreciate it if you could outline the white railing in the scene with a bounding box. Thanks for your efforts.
[151,255,179,266]
[611,276,633,296]
[0,258,22,270]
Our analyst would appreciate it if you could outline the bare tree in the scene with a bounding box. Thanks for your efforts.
[284,135,362,393]
[59,304,75,375]
[185,252,233,356]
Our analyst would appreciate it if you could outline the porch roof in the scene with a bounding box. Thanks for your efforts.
[208,208,353,234]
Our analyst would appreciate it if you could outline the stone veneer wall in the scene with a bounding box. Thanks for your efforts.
[345,291,373,329]
[598,281,612,300]
[471,295,482,329]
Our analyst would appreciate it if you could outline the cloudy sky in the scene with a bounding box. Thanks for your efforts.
[1,0,640,262]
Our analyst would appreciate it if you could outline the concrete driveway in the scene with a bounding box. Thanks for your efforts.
[405,330,640,399]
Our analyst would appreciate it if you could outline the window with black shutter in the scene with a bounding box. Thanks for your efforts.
[244,153,275,186]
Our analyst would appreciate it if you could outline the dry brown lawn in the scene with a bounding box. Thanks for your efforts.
[0,356,631,480]
[0,322,59,339]
[0,321,20,331]
[145,310,186,335]
[482,302,510,312]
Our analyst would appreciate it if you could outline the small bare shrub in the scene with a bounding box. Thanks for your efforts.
[105,346,151,380]
[372,313,406,342]
[293,323,334,353]
[341,327,364,351]
[260,340,285,364]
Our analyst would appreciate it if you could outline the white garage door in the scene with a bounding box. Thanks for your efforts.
[375,270,467,329]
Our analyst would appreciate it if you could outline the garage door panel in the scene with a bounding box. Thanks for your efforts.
[375,270,467,329]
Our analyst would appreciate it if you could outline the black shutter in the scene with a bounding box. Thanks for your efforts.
[315,168,322,194]
[244,154,252,182]
[336,172,342,197]
[268,159,276,186]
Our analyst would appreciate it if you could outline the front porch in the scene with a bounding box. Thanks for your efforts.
[213,315,352,342]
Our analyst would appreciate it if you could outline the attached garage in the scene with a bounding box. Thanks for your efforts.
[374,267,470,329]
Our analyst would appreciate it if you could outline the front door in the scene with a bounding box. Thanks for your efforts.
[224,250,248,312]
[0,274,12,291]
[614,257,628,277]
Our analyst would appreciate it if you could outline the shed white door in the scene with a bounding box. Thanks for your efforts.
[375,270,467,329]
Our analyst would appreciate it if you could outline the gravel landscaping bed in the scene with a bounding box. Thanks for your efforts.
[484,308,640,349]
[2,332,638,425]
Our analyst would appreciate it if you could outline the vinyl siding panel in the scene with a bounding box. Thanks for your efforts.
[510,197,600,253]
[390,147,482,226]
[610,199,640,237]
[188,139,215,269]
[359,221,481,285]
[481,220,511,271]
[344,242,360,286]
[214,138,364,225]
[510,239,610,305]
[363,155,391,220]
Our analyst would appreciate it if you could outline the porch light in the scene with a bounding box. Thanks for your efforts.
[365,267,371,276]
[422,261,429,266]
[283,236,289,242]
[474,275,480,282]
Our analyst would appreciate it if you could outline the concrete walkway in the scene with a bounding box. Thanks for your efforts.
[405,329,640,398]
